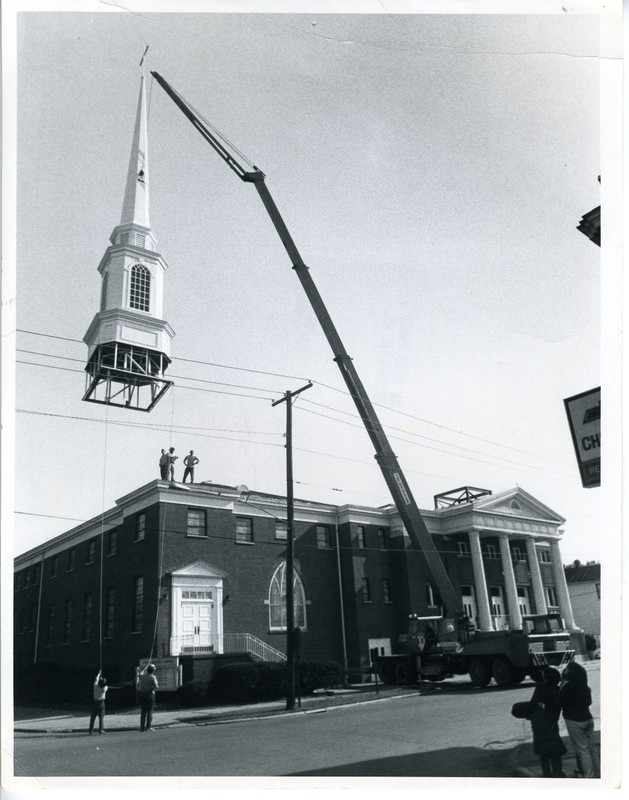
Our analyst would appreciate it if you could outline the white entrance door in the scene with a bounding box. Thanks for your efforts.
[460,585,478,626]
[517,586,531,616]
[368,638,391,662]
[181,591,213,650]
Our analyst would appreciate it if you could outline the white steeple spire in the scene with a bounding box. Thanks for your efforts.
[120,75,150,229]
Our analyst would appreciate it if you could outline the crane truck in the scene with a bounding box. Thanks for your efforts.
[151,72,575,688]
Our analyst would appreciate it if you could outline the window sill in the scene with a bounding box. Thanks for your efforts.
[236,540,255,545]
[186,534,208,539]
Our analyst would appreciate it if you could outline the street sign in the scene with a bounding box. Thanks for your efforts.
[564,387,600,488]
[138,657,181,691]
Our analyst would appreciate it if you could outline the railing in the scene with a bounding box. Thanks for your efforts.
[170,633,286,662]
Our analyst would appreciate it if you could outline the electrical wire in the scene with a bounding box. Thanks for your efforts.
[15,330,577,467]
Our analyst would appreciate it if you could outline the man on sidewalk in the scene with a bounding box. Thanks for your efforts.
[138,664,159,732]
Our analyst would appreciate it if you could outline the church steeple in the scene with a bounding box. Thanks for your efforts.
[82,68,175,413]
[119,75,150,231]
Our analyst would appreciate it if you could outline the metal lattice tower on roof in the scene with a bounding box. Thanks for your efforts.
[83,70,175,411]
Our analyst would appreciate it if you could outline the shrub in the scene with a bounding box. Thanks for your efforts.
[255,662,287,701]
[584,633,598,652]
[177,679,210,707]
[297,660,343,694]
[208,662,261,704]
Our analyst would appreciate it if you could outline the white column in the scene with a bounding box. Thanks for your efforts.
[526,537,548,615]
[469,531,492,631]
[499,535,522,629]
[550,539,578,630]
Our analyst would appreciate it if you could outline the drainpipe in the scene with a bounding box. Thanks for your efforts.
[334,511,349,684]
[33,551,45,664]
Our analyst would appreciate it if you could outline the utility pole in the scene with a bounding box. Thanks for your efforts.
[272,381,312,710]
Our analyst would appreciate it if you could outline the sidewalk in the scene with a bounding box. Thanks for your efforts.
[14,679,600,779]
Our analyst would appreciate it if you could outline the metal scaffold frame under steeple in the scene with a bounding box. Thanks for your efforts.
[82,62,175,413]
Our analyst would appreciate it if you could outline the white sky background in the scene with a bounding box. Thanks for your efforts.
[10,5,604,565]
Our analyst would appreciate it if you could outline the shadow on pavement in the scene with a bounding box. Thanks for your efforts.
[285,743,521,778]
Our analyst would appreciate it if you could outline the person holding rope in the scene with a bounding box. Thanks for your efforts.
[138,664,159,731]
[88,670,108,735]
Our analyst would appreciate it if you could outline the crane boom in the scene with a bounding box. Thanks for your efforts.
[151,71,461,618]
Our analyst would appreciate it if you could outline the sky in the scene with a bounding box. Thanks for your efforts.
[5,3,611,567]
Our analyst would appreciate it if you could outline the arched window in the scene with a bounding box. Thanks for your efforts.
[268,562,306,632]
[129,264,150,312]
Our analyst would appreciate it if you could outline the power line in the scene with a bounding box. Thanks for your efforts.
[17,357,576,480]
[16,328,577,468]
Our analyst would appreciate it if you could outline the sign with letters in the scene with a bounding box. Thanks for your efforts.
[564,387,600,488]
[138,657,181,692]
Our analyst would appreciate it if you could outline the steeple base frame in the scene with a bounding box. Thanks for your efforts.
[83,342,173,412]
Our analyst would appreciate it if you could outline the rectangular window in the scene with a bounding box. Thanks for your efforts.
[458,541,470,556]
[275,520,288,540]
[135,512,146,542]
[50,555,58,578]
[187,508,207,537]
[357,526,366,549]
[86,539,96,564]
[316,525,332,549]
[29,604,37,633]
[235,517,253,544]
[362,577,371,602]
[383,579,392,603]
[24,568,30,587]
[82,594,92,642]
[107,529,117,556]
[132,577,143,634]
[378,528,387,549]
[545,586,558,608]
[20,607,27,635]
[63,599,73,645]
[105,588,115,639]
[32,563,41,585]
[539,550,551,564]
[484,544,498,559]
[67,548,75,572]
[512,546,525,562]
[45,604,55,646]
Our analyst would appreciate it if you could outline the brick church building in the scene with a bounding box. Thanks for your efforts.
[14,478,579,687]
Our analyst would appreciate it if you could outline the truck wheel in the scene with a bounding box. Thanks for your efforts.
[512,668,527,684]
[492,658,515,687]
[469,658,491,688]
[394,662,411,685]
[528,667,543,683]
[377,662,395,685]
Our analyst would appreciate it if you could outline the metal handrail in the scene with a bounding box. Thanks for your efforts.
[170,633,286,662]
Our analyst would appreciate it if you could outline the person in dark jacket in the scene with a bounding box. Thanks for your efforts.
[528,667,567,778]
[558,661,599,778]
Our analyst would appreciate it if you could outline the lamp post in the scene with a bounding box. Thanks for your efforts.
[272,382,312,709]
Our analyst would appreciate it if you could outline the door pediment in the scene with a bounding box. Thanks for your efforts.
[171,560,227,579]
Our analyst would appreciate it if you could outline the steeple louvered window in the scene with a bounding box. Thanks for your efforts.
[100,273,109,311]
[129,264,150,312]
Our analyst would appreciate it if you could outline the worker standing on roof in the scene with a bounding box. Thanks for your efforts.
[182,450,199,484]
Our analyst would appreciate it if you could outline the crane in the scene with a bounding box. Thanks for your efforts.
[151,71,461,623]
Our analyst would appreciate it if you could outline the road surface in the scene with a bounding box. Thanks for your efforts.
[14,674,601,779]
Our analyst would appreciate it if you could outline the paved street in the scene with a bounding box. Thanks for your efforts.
[12,668,600,779]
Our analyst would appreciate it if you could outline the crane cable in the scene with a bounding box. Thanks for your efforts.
[98,402,110,674]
